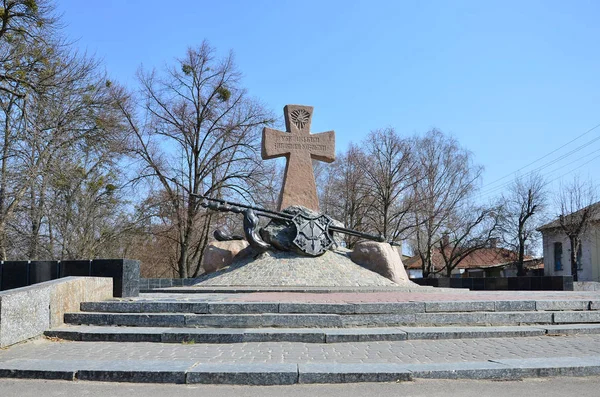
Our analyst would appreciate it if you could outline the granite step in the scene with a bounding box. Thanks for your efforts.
[62,310,600,328]
[79,299,598,315]
[46,324,600,344]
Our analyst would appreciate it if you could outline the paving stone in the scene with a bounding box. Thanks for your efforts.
[536,300,589,311]
[279,303,355,314]
[188,363,298,385]
[553,311,600,323]
[298,363,412,383]
[425,301,495,313]
[353,302,425,314]
[400,326,546,340]
[208,302,278,314]
[494,301,536,312]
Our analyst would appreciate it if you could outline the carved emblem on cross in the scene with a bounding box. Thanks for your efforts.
[262,105,335,211]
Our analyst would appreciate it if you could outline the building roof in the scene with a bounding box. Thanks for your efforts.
[538,202,600,231]
[403,247,533,271]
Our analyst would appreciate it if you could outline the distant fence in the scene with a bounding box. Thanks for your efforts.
[0,259,140,297]
[412,276,574,291]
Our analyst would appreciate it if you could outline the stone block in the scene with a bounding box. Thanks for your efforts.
[109,313,185,327]
[49,277,112,327]
[353,302,425,314]
[425,301,495,313]
[76,360,194,383]
[91,259,140,297]
[536,300,589,311]
[0,277,113,347]
[243,329,325,343]
[492,356,600,377]
[341,314,416,327]
[0,359,77,380]
[208,302,278,314]
[140,301,208,314]
[298,363,412,383]
[542,324,600,335]
[406,361,529,380]
[0,284,50,347]
[553,311,600,323]
[161,329,244,344]
[400,326,545,340]
[1,261,30,290]
[188,363,298,385]
[81,301,142,313]
[495,301,536,311]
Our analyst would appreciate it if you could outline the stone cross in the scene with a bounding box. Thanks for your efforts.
[262,105,335,211]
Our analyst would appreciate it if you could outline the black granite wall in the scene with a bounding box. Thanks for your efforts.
[0,259,140,297]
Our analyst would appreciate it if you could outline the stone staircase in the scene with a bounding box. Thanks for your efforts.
[45,297,600,344]
[0,292,597,385]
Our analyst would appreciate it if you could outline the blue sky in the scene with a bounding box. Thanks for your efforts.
[55,0,600,206]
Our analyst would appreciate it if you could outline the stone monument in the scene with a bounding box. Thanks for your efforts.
[262,105,335,211]
[196,104,412,287]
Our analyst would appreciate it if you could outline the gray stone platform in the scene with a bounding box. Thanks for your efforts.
[2,335,600,384]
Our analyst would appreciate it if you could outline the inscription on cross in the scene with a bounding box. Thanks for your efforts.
[262,105,335,211]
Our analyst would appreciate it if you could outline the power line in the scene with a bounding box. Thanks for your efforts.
[480,122,600,192]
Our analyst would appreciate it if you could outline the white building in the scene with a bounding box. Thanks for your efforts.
[538,206,600,282]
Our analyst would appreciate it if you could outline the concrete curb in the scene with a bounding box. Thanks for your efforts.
[2,357,600,384]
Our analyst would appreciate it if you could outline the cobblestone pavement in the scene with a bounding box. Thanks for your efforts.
[138,290,600,304]
[2,334,600,365]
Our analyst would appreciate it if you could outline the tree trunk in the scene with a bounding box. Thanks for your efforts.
[516,237,526,276]
[570,237,579,282]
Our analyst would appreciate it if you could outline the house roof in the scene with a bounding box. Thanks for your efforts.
[403,247,532,271]
[538,201,600,231]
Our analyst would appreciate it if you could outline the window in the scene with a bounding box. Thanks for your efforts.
[577,244,583,270]
[554,242,562,271]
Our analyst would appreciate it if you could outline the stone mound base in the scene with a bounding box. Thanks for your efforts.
[193,249,412,287]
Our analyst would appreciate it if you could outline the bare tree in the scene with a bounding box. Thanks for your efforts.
[499,173,547,276]
[359,128,416,241]
[437,204,501,277]
[411,129,483,278]
[556,177,599,282]
[317,143,372,247]
[113,41,273,278]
